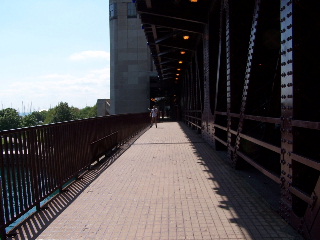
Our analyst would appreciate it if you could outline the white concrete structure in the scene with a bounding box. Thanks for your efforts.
[97,99,110,116]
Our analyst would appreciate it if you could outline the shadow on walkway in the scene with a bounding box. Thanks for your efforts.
[8,122,303,240]
[176,122,303,240]
[7,129,148,240]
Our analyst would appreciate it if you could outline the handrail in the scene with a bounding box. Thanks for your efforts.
[0,113,149,237]
[183,109,202,131]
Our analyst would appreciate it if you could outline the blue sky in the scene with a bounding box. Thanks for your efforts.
[0,0,110,112]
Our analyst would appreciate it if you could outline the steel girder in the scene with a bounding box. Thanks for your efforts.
[136,0,320,239]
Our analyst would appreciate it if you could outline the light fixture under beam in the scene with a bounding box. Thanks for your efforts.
[183,35,190,40]
[180,51,186,54]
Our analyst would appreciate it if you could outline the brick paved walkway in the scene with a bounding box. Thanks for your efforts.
[10,122,303,240]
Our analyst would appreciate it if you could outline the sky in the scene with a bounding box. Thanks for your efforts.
[0,0,110,112]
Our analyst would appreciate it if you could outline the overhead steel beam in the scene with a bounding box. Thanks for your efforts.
[157,49,175,56]
[158,59,176,65]
[148,42,195,52]
[140,14,204,34]
[138,9,207,24]
[162,72,175,76]
[150,25,163,73]
[161,56,191,63]
[155,31,182,44]
[161,66,177,71]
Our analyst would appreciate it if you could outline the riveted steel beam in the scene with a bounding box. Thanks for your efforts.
[279,0,294,227]
[233,0,261,168]
[224,0,233,163]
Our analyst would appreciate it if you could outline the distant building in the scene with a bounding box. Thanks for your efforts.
[97,99,111,116]
[109,0,155,114]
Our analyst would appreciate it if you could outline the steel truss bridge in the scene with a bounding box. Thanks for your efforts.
[136,0,320,239]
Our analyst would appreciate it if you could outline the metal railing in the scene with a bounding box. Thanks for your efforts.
[0,113,149,237]
[183,110,202,131]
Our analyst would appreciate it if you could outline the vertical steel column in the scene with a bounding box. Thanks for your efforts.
[196,55,203,113]
[181,71,186,119]
[183,70,188,122]
[202,24,211,133]
[195,52,203,129]
[187,67,191,112]
[195,56,199,111]
[279,0,294,225]
[232,0,261,168]
[185,68,190,125]
[211,4,223,137]
[189,68,193,113]
[193,63,196,113]
[202,22,216,146]
[224,0,232,160]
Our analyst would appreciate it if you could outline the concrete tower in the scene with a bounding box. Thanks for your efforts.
[109,0,152,114]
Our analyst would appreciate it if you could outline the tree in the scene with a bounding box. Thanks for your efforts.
[43,108,54,124]
[22,114,38,127]
[70,107,81,119]
[79,105,97,119]
[47,102,76,123]
[30,110,47,123]
[0,108,22,131]
[21,110,48,127]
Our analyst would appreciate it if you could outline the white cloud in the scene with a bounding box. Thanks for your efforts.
[0,67,110,110]
[69,51,110,61]
[40,74,73,79]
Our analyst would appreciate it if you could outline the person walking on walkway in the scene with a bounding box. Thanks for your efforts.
[150,105,158,128]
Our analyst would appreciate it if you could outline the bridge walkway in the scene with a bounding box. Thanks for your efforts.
[10,122,302,240]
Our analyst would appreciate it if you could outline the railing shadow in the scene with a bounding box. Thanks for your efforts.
[176,122,303,240]
[6,128,148,240]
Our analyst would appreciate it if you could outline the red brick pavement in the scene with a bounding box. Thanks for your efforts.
[10,122,303,240]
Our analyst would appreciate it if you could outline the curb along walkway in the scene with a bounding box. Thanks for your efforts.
[10,122,302,240]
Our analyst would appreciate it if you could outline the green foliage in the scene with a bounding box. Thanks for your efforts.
[30,110,47,123]
[22,114,38,127]
[71,107,81,120]
[79,105,97,119]
[0,108,22,131]
[43,108,54,124]
[47,102,76,123]
[0,103,97,130]
[21,110,48,127]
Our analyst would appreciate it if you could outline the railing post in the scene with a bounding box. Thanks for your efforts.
[0,176,7,240]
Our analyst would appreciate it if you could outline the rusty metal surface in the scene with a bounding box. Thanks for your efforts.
[0,113,149,236]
